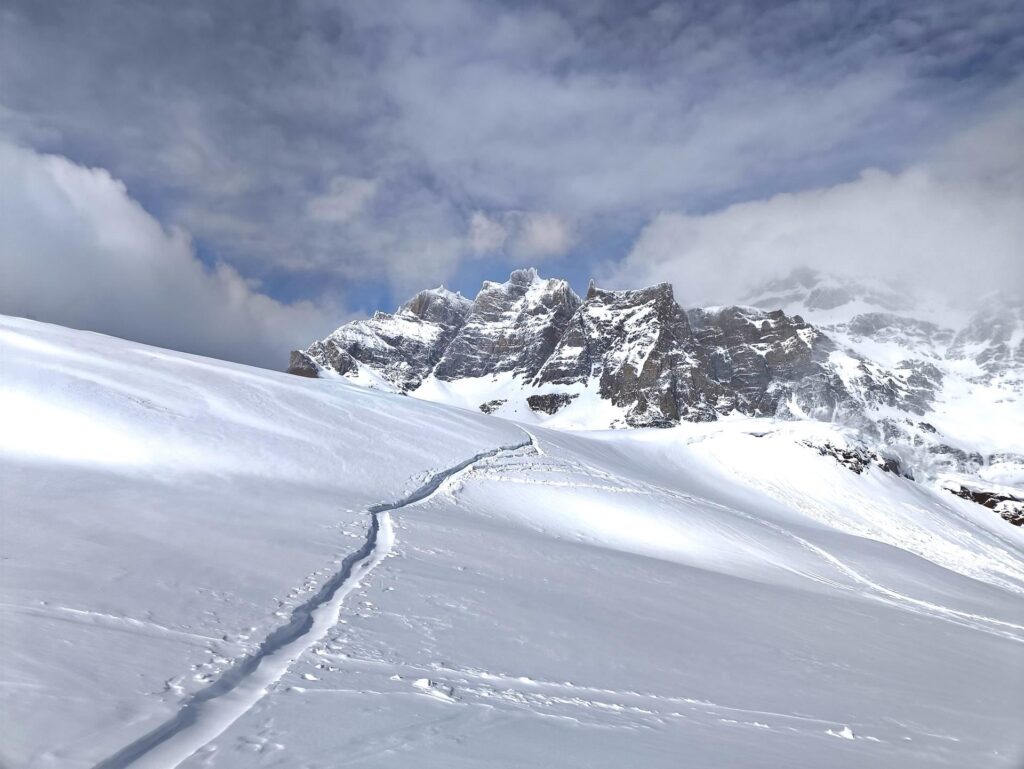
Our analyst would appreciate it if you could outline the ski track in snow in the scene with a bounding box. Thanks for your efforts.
[309,653,855,730]
[91,436,532,769]
[85,425,1019,768]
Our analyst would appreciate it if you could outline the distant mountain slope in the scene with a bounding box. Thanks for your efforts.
[291,269,851,428]
[290,268,1024,525]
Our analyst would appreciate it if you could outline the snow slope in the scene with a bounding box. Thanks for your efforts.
[0,316,523,767]
[2,315,1023,768]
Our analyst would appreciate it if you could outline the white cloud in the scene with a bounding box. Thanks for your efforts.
[465,209,574,261]
[1,2,1021,307]
[306,176,378,223]
[0,141,339,368]
[605,135,1024,307]
[509,211,575,260]
[467,211,508,254]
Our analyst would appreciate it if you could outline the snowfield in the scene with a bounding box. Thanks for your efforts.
[1,314,1023,768]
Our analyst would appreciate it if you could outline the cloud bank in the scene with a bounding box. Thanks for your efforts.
[0,141,337,368]
[2,0,1020,301]
[604,110,1024,306]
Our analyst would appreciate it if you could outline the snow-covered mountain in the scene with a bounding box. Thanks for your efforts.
[4,313,1024,768]
[291,267,1024,528]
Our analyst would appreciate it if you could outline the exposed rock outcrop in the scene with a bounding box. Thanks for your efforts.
[290,287,471,389]
[526,392,577,415]
[287,350,320,378]
[286,265,1024,492]
[433,269,580,381]
[804,440,908,477]
[945,483,1024,526]
[687,305,845,419]
[535,281,721,426]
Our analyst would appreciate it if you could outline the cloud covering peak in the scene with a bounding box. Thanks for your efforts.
[605,110,1024,306]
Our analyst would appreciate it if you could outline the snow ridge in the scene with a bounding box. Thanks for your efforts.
[91,436,532,769]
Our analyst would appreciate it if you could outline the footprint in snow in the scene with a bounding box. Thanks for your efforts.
[827,726,856,740]
[412,678,457,701]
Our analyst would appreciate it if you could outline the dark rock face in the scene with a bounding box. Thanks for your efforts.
[433,269,580,381]
[687,306,845,419]
[841,357,944,417]
[947,484,1024,526]
[478,399,506,414]
[287,350,320,378]
[526,392,577,414]
[303,339,360,377]
[804,440,907,477]
[403,288,474,329]
[293,287,471,390]
[536,281,722,426]
[289,269,883,428]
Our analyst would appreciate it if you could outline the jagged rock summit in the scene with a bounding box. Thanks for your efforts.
[291,268,862,429]
[290,266,1024,526]
[291,269,1024,419]
[432,268,580,382]
[296,285,471,391]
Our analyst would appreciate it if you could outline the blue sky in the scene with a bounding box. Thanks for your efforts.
[1,1,1022,366]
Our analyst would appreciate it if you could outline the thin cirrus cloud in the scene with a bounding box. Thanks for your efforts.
[0,0,1021,362]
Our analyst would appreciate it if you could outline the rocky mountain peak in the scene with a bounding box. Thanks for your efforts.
[289,270,857,427]
[535,279,716,426]
[288,286,472,392]
[431,269,581,381]
[507,267,541,286]
[286,267,1024,500]
[400,286,472,327]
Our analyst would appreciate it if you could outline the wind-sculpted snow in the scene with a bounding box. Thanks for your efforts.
[4,314,1024,768]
